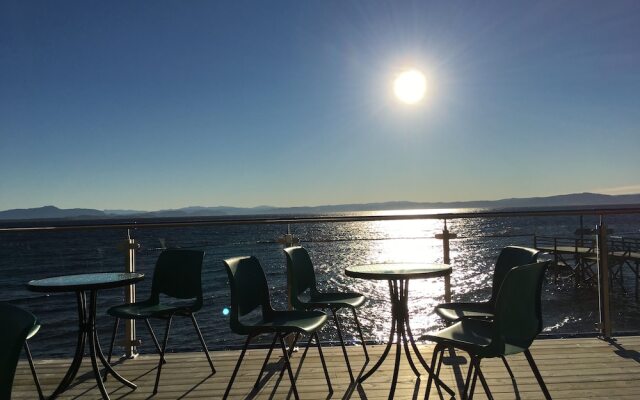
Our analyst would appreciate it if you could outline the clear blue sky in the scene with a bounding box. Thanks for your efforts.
[1,1,639,211]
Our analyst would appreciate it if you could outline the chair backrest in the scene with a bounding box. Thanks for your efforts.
[489,246,540,304]
[0,303,38,400]
[149,249,205,311]
[283,246,318,309]
[223,256,273,334]
[490,261,550,354]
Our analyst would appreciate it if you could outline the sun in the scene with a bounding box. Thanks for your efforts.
[393,69,427,104]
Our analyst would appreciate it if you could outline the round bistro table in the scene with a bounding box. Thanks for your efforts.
[28,272,144,400]
[345,263,454,398]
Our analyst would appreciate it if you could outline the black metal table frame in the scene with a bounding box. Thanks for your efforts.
[344,264,455,399]
[359,278,455,398]
[28,273,143,400]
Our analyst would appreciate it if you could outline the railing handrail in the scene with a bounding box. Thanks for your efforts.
[2,205,640,233]
[3,205,639,348]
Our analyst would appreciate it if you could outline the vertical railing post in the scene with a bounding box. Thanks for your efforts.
[436,220,456,303]
[596,218,612,338]
[283,235,297,351]
[124,230,138,358]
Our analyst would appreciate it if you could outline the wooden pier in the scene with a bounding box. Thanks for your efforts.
[11,336,640,399]
[534,235,640,295]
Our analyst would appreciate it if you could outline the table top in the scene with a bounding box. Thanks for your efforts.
[345,263,451,280]
[27,272,144,293]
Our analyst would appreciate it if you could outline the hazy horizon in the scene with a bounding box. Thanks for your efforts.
[2,1,639,211]
[2,191,639,214]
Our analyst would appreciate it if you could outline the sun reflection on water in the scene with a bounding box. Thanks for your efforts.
[345,216,455,341]
[368,218,442,263]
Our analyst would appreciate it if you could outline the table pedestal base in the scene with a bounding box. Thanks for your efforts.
[359,280,454,399]
[49,290,137,400]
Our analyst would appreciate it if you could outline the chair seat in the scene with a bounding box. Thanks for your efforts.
[241,310,328,335]
[434,301,494,322]
[306,292,365,309]
[423,317,527,357]
[107,301,196,319]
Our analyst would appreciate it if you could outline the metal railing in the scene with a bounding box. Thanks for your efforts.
[3,205,640,355]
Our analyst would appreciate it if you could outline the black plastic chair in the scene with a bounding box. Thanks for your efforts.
[0,302,45,400]
[424,261,552,400]
[106,249,215,394]
[284,246,368,380]
[434,246,540,323]
[223,256,332,400]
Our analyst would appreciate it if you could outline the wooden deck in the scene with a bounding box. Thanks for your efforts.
[11,336,640,399]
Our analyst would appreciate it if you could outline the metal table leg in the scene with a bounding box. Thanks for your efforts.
[88,290,137,397]
[358,281,398,382]
[49,290,136,400]
[49,292,87,399]
[358,279,454,399]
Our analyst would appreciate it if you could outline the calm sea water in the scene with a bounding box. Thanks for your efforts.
[2,209,640,358]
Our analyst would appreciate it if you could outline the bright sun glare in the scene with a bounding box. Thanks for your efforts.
[393,69,427,104]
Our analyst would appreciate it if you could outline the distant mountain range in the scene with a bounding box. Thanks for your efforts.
[1,192,640,221]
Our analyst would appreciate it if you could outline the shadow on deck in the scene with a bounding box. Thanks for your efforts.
[11,336,640,399]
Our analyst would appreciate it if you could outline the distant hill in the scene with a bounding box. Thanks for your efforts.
[263,192,640,213]
[0,205,107,220]
[1,192,639,221]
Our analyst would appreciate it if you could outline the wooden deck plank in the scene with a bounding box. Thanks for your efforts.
[10,336,640,399]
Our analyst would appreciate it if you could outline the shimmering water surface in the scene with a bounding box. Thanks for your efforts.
[1,209,639,358]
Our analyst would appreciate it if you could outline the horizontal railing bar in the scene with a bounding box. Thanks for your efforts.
[1,206,639,233]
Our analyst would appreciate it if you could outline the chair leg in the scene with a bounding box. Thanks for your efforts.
[501,355,515,379]
[462,355,477,400]
[331,308,354,382]
[434,345,448,399]
[144,318,166,364]
[351,307,369,361]
[189,313,215,374]
[24,342,45,400]
[106,317,119,363]
[287,333,313,383]
[314,332,333,392]
[255,333,279,389]
[225,334,252,399]
[153,316,172,394]
[476,362,494,400]
[278,333,300,400]
[286,332,332,395]
[103,317,120,381]
[468,359,480,400]
[501,355,520,398]
[465,356,494,400]
[279,332,308,385]
[524,349,552,400]
[425,343,443,400]
[287,332,301,358]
